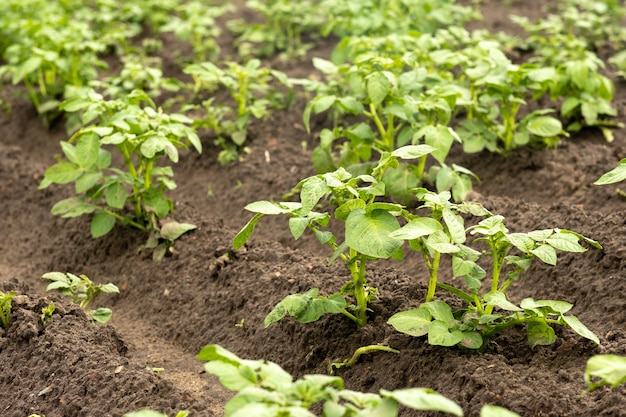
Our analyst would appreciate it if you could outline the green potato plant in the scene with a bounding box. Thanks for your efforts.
[595,159,626,187]
[184,59,294,164]
[303,54,475,202]
[40,301,55,325]
[160,0,234,62]
[41,272,119,324]
[319,0,481,38]
[90,54,183,100]
[0,291,16,329]
[227,0,325,60]
[39,89,200,260]
[234,145,435,327]
[585,355,626,392]
[198,344,465,416]
[388,189,601,350]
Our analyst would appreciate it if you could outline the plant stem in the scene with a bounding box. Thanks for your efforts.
[366,103,392,151]
[101,209,147,232]
[425,251,441,302]
[118,143,143,224]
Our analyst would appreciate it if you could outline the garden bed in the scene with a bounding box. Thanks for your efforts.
[1,0,626,416]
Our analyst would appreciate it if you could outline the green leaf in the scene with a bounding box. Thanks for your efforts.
[233,213,264,250]
[245,201,296,215]
[442,208,465,244]
[300,177,329,215]
[562,315,599,344]
[367,72,391,106]
[44,162,83,184]
[391,145,436,160]
[91,212,116,238]
[75,172,101,194]
[389,217,443,240]
[428,320,463,346]
[530,244,557,265]
[160,222,196,241]
[144,188,171,218]
[526,116,562,138]
[520,299,572,314]
[263,289,347,327]
[424,126,457,164]
[527,321,556,348]
[89,307,113,323]
[506,233,535,252]
[387,308,432,337]
[460,332,483,349]
[595,160,626,185]
[345,209,402,258]
[545,233,586,253]
[313,95,337,114]
[51,197,95,218]
[381,388,463,416]
[483,292,522,312]
[105,182,128,210]
[422,301,455,322]
[12,56,42,84]
[61,96,93,112]
[585,355,626,391]
[426,231,460,254]
[480,404,521,417]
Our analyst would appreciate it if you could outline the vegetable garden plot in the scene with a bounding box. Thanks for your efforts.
[1,0,626,416]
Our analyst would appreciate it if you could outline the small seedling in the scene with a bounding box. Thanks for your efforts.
[41,272,118,324]
[146,367,165,375]
[0,291,16,329]
[40,301,55,324]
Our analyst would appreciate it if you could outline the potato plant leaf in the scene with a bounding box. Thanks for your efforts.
[264,289,347,327]
[527,321,556,348]
[562,315,600,344]
[595,159,626,185]
[160,222,196,241]
[381,388,463,416]
[480,405,521,417]
[345,209,402,258]
[585,355,626,391]
[91,212,116,238]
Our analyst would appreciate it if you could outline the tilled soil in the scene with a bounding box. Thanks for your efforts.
[1,1,626,416]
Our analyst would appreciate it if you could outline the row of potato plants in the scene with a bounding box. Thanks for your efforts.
[2,0,626,414]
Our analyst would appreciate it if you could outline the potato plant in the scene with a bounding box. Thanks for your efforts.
[184,59,294,164]
[41,272,119,323]
[303,54,475,202]
[388,190,601,350]
[234,145,435,327]
[0,291,16,329]
[160,0,234,62]
[227,0,325,60]
[39,89,200,261]
[198,344,465,416]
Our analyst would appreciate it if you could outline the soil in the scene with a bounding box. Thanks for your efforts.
[1,1,626,416]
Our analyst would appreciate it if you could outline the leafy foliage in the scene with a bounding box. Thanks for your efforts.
[39,89,200,260]
[388,190,601,350]
[198,344,465,416]
[234,146,437,327]
[185,59,294,164]
[41,272,119,323]
[0,291,16,329]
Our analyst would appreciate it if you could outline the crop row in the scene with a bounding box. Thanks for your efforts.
[2,0,626,415]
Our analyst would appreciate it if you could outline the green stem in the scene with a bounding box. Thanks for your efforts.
[23,79,41,111]
[425,251,441,302]
[366,103,391,151]
[119,143,143,223]
[350,251,368,327]
[144,159,154,191]
[101,209,147,232]
[415,154,428,179]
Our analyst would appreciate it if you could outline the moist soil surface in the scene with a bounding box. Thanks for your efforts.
[2,1,626,416]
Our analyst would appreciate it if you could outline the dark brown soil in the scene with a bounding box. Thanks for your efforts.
[2,1,626,416]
